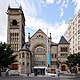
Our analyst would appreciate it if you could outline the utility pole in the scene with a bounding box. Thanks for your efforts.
[47,28,48,67]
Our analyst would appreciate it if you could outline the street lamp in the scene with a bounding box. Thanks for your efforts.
[42,28,49,67]
[45,28,51,67]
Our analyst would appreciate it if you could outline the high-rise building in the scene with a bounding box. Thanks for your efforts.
[64,10,80,54]
[7,6,25,74]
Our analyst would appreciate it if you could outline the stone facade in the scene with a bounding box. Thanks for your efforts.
[19,43,31,76]
[7,6,69,75]
[7,6,25,75]
[28,29,69,74]
[7,6,25,51]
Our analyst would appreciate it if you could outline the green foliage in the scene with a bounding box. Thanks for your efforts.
[66,53,80,69]
[76,52,80,65]
[0,42,17,70]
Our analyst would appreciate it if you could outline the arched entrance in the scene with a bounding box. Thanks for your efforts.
[32,44,47,75]
[61,64,66,71]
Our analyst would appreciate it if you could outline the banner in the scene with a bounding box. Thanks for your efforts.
[47,52,50,65]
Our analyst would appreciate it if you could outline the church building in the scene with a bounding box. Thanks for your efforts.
[7,6,69,76]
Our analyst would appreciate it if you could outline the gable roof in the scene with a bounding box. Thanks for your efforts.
[31,29,47,38]
[59,36,69,44]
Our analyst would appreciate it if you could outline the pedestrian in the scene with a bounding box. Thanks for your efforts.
[57,70,60,77]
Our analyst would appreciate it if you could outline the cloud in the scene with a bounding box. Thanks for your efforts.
[0,0,7,42]
[53,21,68,43]
[49,21,68,43]
[21,0,41,17]
[0,0,68,43]
[0,0,41,43]
[46,0,55,4]
[59,0,69,18]
[40,0,55,7]
[0,0,20,43]
[7,0,41,17]
[40,0,69,18]
[56,0,62,4]
[60,8,63,18]
[25,16,68,43]
[60,0,69,8]
[72,0,80,14]
[25,16,49,29]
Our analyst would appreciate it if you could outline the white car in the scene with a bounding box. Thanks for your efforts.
[47,72,58,77]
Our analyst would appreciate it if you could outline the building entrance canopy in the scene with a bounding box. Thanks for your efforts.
[33,66,47,75]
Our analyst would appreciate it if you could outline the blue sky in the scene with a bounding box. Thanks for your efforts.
[0,0,80,43]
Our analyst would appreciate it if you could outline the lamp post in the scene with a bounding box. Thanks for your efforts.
[42,28,49,67]
[47,28,48,67]
[46,28,51,67]
[42,28,51,75]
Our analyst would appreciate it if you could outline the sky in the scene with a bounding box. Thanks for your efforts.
[0,0,80,43]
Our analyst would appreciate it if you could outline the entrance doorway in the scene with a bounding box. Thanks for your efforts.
[61,65,66,71]
[34,68,45,75]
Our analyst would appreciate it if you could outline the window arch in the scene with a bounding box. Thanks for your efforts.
[35,45,45,52]
[12,19,17,26]
[22,52,25,58]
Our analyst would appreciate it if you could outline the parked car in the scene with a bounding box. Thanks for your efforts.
[47,72,58,77]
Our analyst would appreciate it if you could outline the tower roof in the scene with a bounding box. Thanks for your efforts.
[59,36,69,44]
[20,42,30,51]
[7,6,25,21]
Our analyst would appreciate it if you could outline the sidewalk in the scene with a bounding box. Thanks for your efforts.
[29,74,50,77]
[19,73,80,78]
[59,73,80,79]
[59,75,75,79]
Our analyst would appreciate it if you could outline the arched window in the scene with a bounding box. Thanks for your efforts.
[34,45,45,52]
[27,62,29,66]
[12,19,17,26]
[22,52,25,58]
[27,53,29,58]
[78,19,80,23]
[19,53,21,58]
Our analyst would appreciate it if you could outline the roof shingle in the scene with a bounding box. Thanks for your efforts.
[59,36,69,44]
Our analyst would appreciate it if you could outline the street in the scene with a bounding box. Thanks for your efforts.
[0,75,80,80]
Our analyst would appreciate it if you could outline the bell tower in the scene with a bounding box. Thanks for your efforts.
[7,6,25,73]
[7,5,25,51]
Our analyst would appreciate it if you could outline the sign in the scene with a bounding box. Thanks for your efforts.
[47,52,50,65]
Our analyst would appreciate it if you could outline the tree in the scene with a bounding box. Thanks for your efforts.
[0,42,17,75]
[65,53,80,73]
[76,52,80,65]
